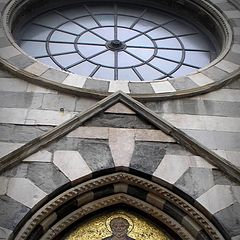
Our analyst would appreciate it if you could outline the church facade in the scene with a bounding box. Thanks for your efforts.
[0,0,240,239]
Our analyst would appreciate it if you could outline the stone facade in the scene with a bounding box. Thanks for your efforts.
[0,0,240,239]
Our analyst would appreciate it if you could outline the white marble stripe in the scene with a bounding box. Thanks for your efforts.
[0,142,24,158]
[190,89,240,102]
[162,113,240,132]
[0,108,75,125]
[53,151,92,181]
[196,185,235,214]
[7,178,47,208]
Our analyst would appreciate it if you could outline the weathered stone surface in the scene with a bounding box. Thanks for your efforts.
[184,129,240,151]
[108,81,130,93]
[0,77,28,92]
[75,98,98,113]
[7,178,47,208]
[188,73,214,86]
[26,109,75,125]
[0,124,52,143]
[0,226,12,239]
[53,151,92,181]
[135,129,175,142]
[84,113,155,129]
[214,202,240,237]
[67,126,108,139]
[109,128,135,167]
[105,103,135,115]
[0,176,9,195]
[146,99,240,118]
[212,169,239,185]
[197,185,235,214]
[2,163,29,178]
[27,162,69,194]
[41,69,68,83]
[0,142,24,158]
[0,92,43,109]
[0,195,29,230]
[63,74,86,88]
[24,62,48,76]
[8,54,34,69]
[216,59,240,73]
[0,46,20,59]
[23,150,52,162]
[78,139,114,171]
[153,155,190,184]
[202,66,229,81]
[129,82,154,94]
[150,81,176,93]
[169,77,198,90]
[42,93,76,111]
[175,168,215,199]
[130,142,166,174]
[83,78,109,92]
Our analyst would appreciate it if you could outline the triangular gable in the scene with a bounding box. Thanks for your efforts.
[0,91,239,183]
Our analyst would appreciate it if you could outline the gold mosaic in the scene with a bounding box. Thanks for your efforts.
[65,210,171,240]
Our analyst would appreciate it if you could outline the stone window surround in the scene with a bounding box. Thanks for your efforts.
[0,0,239,99]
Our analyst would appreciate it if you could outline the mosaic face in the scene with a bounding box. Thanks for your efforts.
[64,211,171,240]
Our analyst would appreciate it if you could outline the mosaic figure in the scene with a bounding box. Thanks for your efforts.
[103,217,135,240]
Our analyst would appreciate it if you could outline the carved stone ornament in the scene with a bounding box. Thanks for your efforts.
[13,172,224,240]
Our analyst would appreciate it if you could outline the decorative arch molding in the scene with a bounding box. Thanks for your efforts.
[13,172,225,240]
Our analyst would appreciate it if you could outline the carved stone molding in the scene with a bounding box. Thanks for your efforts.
[14,172,224,240]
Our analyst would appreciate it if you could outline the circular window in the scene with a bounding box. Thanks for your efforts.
[15,2,218,81]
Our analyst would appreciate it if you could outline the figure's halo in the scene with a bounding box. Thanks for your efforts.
[105,213,134,233]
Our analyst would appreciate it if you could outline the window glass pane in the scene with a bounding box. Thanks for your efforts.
[21,41,47,57]
[20,24,50,41]
[134,20,157,31]
[78,32,105,44]
[117,28,139,42]
[184,51,210,67]
[38,57,61,70]
[171,65,198,78]
[49,43,76,54]
[127,35,153,47]
[156,49,182,62]
[92,27,114,40]
[58,22,84,34]
[164,21,196,35]
[91,51,114,67]
[88,4,114,14]
[50,31,76,42]
[58,7,88,19]
[34,13,67,28]
[118,16,136,27]
[136,64,164,80]
[147,27,172,39]
[77,45,106,58]
[142,10,172,24]
[155,38,181,48]
[118,51,141,67]
[127,48,154,61]
[74,16,98,28]
[150,58,178,74]
[180,35,213,50]
[95,15,114,26]
[117,6,143,17]
[118,68,140,81]
[69,61,96,75]
[16,2,218,81]
[94,67,114,79]
[54,53,82,67]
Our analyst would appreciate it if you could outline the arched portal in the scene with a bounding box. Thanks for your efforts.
[14,171,224,240]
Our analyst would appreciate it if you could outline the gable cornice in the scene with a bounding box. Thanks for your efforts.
[0,91,240,183]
